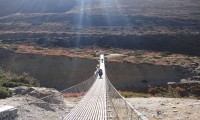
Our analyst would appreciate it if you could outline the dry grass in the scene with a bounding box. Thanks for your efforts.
[1,44,199,69]
[119,91,148,98]
[63,93,85,98]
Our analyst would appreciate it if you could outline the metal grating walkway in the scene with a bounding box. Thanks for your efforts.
[64,54,107,120]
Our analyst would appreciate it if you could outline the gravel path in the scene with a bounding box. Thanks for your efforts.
[0,95,70,120]
[127,97,200,120]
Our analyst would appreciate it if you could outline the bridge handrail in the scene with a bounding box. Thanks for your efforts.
[15,73,97,108]
[14,73,98,120]
[106,74,148,120]
[60,73,98,94]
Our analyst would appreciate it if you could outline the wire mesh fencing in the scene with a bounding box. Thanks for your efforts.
[106,75,148,120]
[60,73,98,100]
[1,70,148,120]
[6,73,98,120]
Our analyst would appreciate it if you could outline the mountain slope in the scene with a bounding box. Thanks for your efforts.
[0,0,76,16]
[0,0,200,55]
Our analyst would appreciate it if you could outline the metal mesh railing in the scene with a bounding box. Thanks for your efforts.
[106,75,148,120]
[59,73,98,115]
[1,68,148,120]
[60,73,98,96]
[4,73,98,120]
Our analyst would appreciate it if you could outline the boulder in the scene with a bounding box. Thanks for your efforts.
[10,86,63,104]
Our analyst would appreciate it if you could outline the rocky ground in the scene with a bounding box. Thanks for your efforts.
[1,86,200,120]
[127,97,200,120]
[0,86,77,120]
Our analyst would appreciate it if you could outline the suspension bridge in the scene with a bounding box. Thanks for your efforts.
[0,54,148,120]
[61,54,148,120]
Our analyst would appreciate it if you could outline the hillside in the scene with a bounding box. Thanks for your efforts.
[0,1,200,119]
[0,0,76,16]
[0,0,200,55]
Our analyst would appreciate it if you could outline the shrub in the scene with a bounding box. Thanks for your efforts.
[8,45,18,51]
[91,53,98,57]
[160,52,172,57]
[148,87,161,96]
[10,72,39,87]
[191,89,200,96]
[0,69,39,99]
[175,87,188,97]
[2,82,19,88]
[153,56,162,59]
[34,46,43,50]
[133,51,145,59]
[0,87,12,99]
[120,91,148,98]
[113,56,123,61]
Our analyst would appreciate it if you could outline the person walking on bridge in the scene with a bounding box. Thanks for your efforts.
[101,58,103,63]
[98,69,103,79]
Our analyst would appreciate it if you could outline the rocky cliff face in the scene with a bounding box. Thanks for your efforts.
[106,61,193,89]
[0,49,194,90]
[0,49,97,90]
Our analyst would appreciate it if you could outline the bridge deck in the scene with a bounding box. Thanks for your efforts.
[64,55,107,120]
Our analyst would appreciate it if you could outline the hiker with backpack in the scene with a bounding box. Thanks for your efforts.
[98,69,103,79]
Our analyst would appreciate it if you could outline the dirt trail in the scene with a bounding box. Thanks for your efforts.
[127,97,200,120]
